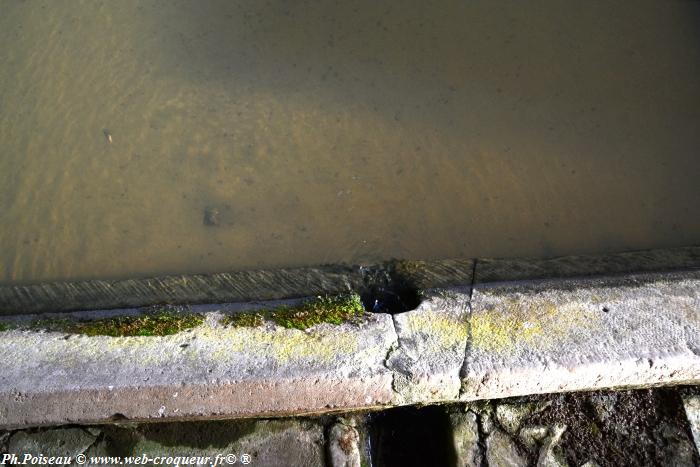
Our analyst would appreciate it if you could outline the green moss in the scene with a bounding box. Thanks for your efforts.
[29,317,73,332]
[72,312,203,337]
[272,294,365,329]
[225,312,265,328]
[222,293,366,330]
[0,322,8,332]
[19,294,364,336]
[30,311,203,337]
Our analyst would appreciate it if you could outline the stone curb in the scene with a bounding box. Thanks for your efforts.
[0,264,363,315]
[0,253,698,429]
[0,259,476,315]
[0,312,397,429]
[462,271,700,401]
[2,246,696,315]
[4,388,698,466]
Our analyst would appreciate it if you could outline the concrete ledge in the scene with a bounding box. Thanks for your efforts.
[462,271,700,400]
[387,288,471,404]
[0,312,397,429]
[0,250,698,429]
[474,245,699,283]
[2,246,696,315]
[0,258,475,316]
[0,265,363,315]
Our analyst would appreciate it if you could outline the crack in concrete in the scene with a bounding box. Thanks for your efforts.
[459,260,478,400]
[383,313,403,397]
[470,259,478,300]
[458,300,474,401]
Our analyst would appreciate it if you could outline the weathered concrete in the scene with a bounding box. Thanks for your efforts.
[475,245,700,283]
[0,262,699,429]
[328,419,362,467]
[0,258,475,315]
[386,287,471,404]
[7,427,97,458]
[3,419,326,467]
[683,395,700,454]
[0,312,397,429]
[2,387,699,466]
[448,409,482,467]
[462,271,700,400]
[0,264,364,315]
[114,419,326,467]
[3,245,695,315]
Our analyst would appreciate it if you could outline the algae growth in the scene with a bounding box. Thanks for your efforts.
[223,293,366,330]
[70,312,203,337]
[31,310,204,337]
[9,293,365,337]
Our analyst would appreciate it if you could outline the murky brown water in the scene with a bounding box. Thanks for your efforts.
[1,0,699,284]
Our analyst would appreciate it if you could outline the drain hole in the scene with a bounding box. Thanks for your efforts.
[361,286,421,315]
[358,261,423,314]
[368,405,455,467]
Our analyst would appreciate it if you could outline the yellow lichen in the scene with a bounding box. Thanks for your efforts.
[406,312,469,349]
[469,299,598,353]
[197,325,359,363]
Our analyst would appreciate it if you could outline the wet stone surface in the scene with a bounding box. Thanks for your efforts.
[328,418,363,467]
[3,419,326,467]
[461,388,700,467]
[684,393,700,455]
[6,428,97,459]
[528,389,698,466]
[1,387,699,466]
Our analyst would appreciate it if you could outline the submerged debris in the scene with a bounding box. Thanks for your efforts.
[102,128,113,144]
[203,206,220,226]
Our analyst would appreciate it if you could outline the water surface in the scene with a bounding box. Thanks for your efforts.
[1,0,699,284]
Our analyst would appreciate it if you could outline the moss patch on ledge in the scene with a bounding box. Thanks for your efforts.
[2,294,365,336]
[30,310,204,337]
[223,293,366,330]
[70,312,203,337]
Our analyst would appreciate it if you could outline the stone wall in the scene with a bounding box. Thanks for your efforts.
[2,387,699,467]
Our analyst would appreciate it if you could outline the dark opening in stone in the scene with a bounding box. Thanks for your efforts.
[359,261,423,314]
[360,285,421,315]
[368,405,455,467]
